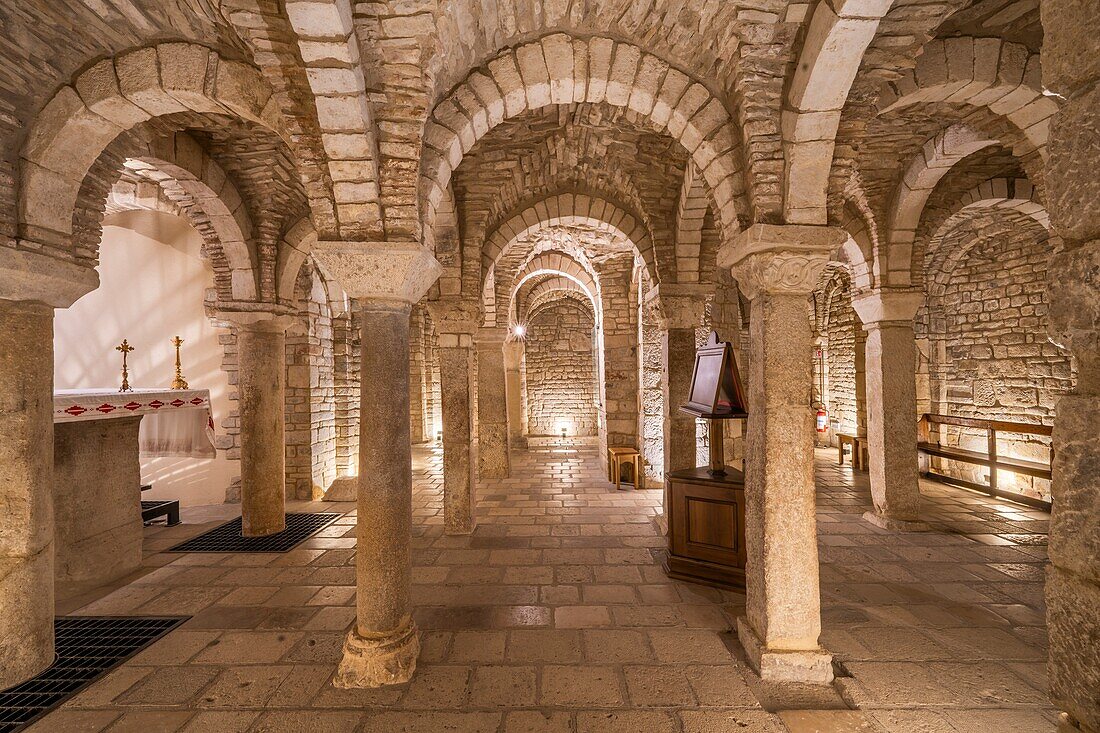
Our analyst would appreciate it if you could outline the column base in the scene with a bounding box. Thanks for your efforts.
[862,510,930,532]
[444,517,476,536]
[241,518,286,538]
[736,617,834,685]
[333,616,420,688]
[1060,713,1099,733]
[324,475,358,502]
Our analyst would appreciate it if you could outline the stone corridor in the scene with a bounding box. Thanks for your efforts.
[40,447,1054,732]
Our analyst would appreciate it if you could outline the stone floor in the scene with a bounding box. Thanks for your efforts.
[37,446,1055,732]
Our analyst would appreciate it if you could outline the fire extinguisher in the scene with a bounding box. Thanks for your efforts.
[816,407,828,433]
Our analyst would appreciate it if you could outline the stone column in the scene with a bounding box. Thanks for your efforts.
[852,289,927,531]
[476,328,510,479]
[596,252,641,450]
[719,224,845,684]
[651,287,707,475]
[1040,6,1100,731]
[429,300,479,535]
[220,310,295,537]
[311,240,441,688]
[0,251,96,688]
[408,306,429,444]
[503,340,527,448]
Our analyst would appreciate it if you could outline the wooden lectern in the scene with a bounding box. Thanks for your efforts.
[664,332,749,590]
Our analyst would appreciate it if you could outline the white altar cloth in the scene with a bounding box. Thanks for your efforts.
[54,388,216,458]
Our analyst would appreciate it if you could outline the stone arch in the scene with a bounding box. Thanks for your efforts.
[420,34,743,245]
[783,0,894,224]
[920,177,1050,293]
[277,217,347,310]
[483,192,657,284]
[879,124,998,284]
[674,163,709,284]
[506,251,601,326]
[875,38,1056,165]
[836,200,877,292]
[20,42,284,266]
[520,277,594,323]
[122,134,258,302]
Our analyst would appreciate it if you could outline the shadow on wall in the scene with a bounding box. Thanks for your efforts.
[53,209,237,507]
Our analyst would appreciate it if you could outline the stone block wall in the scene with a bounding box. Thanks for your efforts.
[333,311,360,477]
[525,298,599,437]
[285,265,337,500]
[640,301,664,484]
[923,224,1074,501]
[820,270,865,440]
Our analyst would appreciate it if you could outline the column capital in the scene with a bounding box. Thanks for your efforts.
[851,288,924,326]
[311,241,441,306]
[476,327,509,346]
[0,247,98,308]
[645,284,708,330]
[426,298,480,339]
[718,224,845,299]
[216,303,297,332]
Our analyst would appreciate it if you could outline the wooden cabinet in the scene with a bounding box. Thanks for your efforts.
[664,466,747,590]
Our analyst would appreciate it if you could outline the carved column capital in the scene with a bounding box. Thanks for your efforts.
[216,305,298,333]
[851,288,924,327]
[427,298,480,348]
[718,224,845,299]
[0,246,98,308]
[311,241,441,306]
[645,284,708,330]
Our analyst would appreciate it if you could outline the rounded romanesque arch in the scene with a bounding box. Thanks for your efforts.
[874,38,1056,166]
[420,35,744,246]
[19,42,285,269]
[919,176,1050,290]
[483,192,656,284]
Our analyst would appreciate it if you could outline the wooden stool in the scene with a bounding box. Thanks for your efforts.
[836,432,868,470]
[607,446,644,490]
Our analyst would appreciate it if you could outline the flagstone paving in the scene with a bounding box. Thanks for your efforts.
[36,446,1054,732]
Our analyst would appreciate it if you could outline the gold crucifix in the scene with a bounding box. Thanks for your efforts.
[171,336,189,390]
[116,339,135,393]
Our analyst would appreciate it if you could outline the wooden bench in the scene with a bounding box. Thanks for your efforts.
[140,484,181,526]
[607,447,644,491]
[836,432,868,471]
[917,414,1052,509]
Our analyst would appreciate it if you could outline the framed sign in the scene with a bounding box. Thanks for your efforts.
[680,331,747,419]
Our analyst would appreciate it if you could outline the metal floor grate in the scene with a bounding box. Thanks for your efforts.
[166,512,342,553]
[0,616,187,732]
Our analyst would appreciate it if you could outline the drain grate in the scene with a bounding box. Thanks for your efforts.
[166,512,342,553]
[0,616,187,731]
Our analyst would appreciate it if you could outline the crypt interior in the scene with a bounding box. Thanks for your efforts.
[0,0,1097,731]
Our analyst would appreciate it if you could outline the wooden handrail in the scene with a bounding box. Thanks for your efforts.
[919,413,1052,437]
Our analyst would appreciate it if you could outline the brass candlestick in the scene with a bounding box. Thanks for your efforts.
[116,339,134,393]
[171,336,189,390]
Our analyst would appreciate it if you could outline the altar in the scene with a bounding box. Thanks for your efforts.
[52,389,215,592]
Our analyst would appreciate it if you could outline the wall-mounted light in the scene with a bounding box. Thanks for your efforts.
[512,324,526,338]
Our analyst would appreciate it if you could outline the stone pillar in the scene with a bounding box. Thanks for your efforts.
[0,251,96,688]
[651,287,707,476]
[503,340,527,448]
[429,300,479,535]
[1039,6,1100,730]
[311,240,441,688]
[408,306,430,444]
[0,300,57,689]
[719,224,845,684]
[596,252,641,450]
[476,328,510,479]
[221,310,294,537]
[852,289,927,531]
